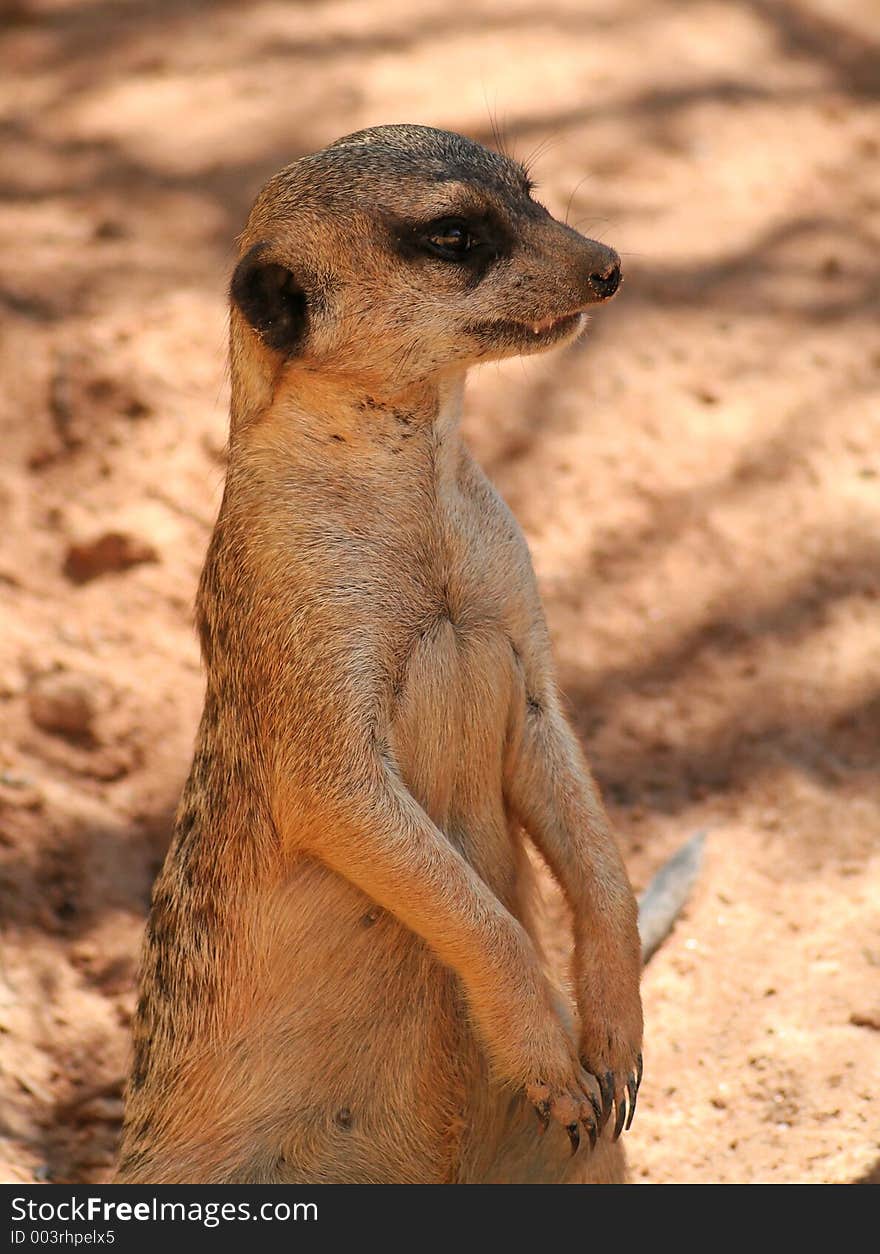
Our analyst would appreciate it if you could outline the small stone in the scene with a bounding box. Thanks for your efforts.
[63,532,158,584]
[27,672,98,741]
[93,219,127,242]
[0,776,44,812]
[0,771,23,788]
[0,670,25,697]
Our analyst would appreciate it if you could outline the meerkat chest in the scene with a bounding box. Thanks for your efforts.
[388,514,531,831]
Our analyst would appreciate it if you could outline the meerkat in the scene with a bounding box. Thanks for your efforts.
[117,124,645,1185]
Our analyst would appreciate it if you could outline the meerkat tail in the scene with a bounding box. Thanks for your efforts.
[638,830,707,965]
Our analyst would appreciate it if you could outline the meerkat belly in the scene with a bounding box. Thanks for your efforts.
[389,612,524,895]
[242,856,475,1182]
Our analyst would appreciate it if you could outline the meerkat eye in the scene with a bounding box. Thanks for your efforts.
[422,219,476,261]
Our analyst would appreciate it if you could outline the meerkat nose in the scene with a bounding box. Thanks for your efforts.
[587,258,621,300]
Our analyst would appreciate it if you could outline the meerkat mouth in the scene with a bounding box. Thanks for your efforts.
[523,311,585,339]
[469,311,587,346]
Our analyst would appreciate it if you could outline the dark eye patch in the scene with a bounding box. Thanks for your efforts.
[387,208,512,282]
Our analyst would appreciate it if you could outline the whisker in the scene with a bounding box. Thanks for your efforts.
[482,88,511,160]
[564,173,593,226]
[520,134,559,179]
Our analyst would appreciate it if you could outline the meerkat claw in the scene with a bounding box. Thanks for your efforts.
[594,1068,615,1132]
[613,1094,628,1140]
[588,1088,603,1129]
[625,1074,638,1131]
[567,1123,580,1155]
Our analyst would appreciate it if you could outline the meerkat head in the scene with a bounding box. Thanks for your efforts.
[230,125,620,390]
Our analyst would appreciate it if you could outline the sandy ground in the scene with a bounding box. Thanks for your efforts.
[1,0,878,1185]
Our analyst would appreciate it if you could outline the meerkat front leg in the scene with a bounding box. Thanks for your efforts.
[277,746,602,1151]
[506,685,644,1139]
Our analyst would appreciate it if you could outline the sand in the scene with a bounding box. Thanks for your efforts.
[0,0,877,1184]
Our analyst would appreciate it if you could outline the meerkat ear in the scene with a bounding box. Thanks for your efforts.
[230,243,308,354]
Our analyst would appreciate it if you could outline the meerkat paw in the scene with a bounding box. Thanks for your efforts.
[574,924,644,1139]
[578,1013,643,1140]
[579,1044,642,1140]
[525,1067,603,1154]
